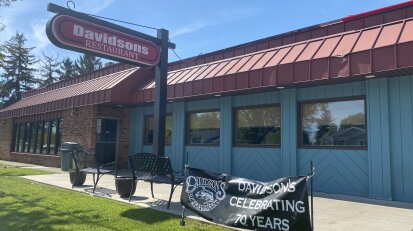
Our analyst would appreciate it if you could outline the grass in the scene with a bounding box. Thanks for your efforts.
[0,164,53,176]
[0,164,229,231]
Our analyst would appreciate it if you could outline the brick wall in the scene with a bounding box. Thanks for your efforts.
[0,118,13,161]
[0,118,60,167]
[61,106,97,151]
[9,153,60,167]
[0,105,131,168]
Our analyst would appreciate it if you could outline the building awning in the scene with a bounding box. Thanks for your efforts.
[136,17,413,103]
[0,67,151,118]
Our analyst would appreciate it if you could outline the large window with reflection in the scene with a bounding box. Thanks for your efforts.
[299,98,366,148]
[12,119,63,155]
[187,111,220,145]
[144,114,173,145]
[235,105,281,146]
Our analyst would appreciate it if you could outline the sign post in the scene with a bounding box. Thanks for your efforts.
[46,3,174,156]
[153,29,169,156]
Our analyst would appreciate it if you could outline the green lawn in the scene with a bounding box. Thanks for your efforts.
[0,164,229,231]
[0,164,54,176]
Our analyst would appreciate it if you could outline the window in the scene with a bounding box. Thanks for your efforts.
[18,124,24,152]
[187,111,220,145]
[36,122,44,153]
[299,98,366,148]
[235,106,281,145]
[11,119,63,155]
[144,115,173,145]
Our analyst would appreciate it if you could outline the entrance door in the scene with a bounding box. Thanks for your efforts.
[96,118,117,164]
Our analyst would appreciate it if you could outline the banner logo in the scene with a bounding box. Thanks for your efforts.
[185,176,226,211]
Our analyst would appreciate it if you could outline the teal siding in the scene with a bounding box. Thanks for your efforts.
[232,147,281,181]
[233,91,280,107]
[281,89,297,176]
[128,108,144,155]
[389,76,413,202]
[298,149,368,197]
[366,78,392,200]
[220,97,232,173]
[128,77,413,202]
[296,81,366,100]
[295,81,369,197]
[185,146,220,172]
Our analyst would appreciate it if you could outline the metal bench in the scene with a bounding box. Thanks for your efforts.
[71,148,117,193]
[127,153,184,209]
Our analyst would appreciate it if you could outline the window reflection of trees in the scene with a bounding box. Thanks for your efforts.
[301,100,366,147]
[188,111,220,145]
[236,106,281,145]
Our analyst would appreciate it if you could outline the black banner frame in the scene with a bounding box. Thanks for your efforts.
[180,160,316,231]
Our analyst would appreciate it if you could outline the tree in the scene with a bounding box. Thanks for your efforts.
[75,54,102,75]
[0,32,38,108]
[59,57,76,80]
[237,107,280,144]
[340,113,365,127]
[314,103,337,145]
[0,0,18,31]
[0,0,17,7]
[39,52,61,86]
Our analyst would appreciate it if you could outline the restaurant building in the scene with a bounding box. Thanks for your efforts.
[1,2,413,203]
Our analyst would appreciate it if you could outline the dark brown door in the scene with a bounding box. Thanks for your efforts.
[95,118,117,164]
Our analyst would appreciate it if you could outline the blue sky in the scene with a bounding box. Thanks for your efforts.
[0,0,406,63]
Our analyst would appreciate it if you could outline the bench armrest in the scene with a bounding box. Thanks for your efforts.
[98,161,117,169]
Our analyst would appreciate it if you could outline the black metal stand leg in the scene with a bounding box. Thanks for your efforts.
[128,179,136,202]
[150,182,155,198]
[93,174,105,193]
[180,206,186,226]
[167,184,175,210]
[72,171,78,188]
[93,174,99,193]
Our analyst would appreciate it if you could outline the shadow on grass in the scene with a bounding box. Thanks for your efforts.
[120,207,176,224]
[0,190,101,231]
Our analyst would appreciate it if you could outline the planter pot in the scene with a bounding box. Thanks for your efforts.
[115,177,137,198]
[69,171,87,186]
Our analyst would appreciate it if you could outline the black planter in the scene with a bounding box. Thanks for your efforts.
[115,177,137,198]
[69,171,87,186]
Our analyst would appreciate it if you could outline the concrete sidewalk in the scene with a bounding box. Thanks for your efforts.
[3,161,413,231]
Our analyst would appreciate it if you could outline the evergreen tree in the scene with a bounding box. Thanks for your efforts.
[0,0,17,7]
[59,57,76,80]
[315,103,337,144]
[39,52,61,86]
[1,0,18,31]
[74,54,102,75]
[0,32,38,108]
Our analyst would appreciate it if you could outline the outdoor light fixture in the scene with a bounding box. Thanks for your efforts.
[70,108,78,116]
[214,94,221,97]
[365,74,376,79]
[277,86,285,89]
[168,100,174,103]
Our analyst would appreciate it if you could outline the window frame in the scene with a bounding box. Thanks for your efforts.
[297,96,368,150]
[233,104,281,148]
[143,113,173,146]
[186,109,221,146]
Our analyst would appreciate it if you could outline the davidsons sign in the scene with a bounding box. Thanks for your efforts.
[46,14,160,66]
